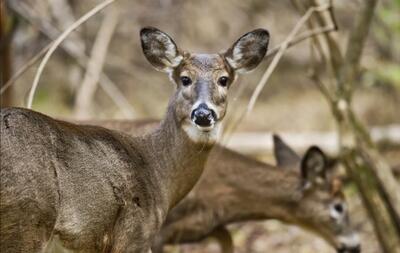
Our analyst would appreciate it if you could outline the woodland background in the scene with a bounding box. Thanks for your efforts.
[1,0,400,252]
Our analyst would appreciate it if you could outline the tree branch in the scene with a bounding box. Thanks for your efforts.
[27,0,116,109]
[6,1,135,117]
[73,7,120,118]
[338,0,379,101]
[222,4,332,145]
[293,0,400,250]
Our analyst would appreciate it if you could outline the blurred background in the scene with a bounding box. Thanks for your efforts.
[1,0,399,252]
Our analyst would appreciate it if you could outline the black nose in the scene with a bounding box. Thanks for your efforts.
[191,103,216,127]
[337,245,361,253]
[349,245,361,253]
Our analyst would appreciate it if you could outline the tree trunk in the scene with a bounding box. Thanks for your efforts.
[0,1,13,107]
[295,0,400,251]
[335,0,400,251]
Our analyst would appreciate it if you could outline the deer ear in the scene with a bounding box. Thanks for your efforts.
[300,146,327,186]
[273,134,300,169]
[140,27,183,72]
[224,29,269,73]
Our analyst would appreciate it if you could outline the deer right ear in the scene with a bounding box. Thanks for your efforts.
[273,134,300,169]
[300,146,327,186]
[140,27,183,72]
[224,29,269,73]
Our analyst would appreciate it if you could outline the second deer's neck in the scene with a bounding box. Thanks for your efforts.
[208,150,302,225]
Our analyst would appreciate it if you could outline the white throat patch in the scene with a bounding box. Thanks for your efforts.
[183,122,221,144]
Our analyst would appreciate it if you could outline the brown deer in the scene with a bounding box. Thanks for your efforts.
[80,119,361,253]
[0,27,269,253]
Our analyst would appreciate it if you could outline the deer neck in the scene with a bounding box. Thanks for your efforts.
[141,97,213,211]
[210,151,302,225]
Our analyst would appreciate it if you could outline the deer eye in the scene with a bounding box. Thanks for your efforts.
[180,76,192,86]
[333,203,344,213]
[330,202,346,220]
[218,76,229,87]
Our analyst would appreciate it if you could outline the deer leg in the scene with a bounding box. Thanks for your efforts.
[150,234,165,253]
[209,226,234,253]
[110,207,154,253]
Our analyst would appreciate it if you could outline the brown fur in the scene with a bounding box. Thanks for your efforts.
[0,27,269,253]
[84,119,360,253]
[1,107,209,253]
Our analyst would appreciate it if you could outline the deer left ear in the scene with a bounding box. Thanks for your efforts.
[224,29,269,73]
[273,134,301,169]
[301,146,327,186]
[140,27,183,73]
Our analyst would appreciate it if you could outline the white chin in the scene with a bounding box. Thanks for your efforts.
[183,122,221,144]
[195,124,214,132]
[338,233,360,249]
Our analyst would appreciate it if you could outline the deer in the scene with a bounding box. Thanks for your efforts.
[0,27,269,253]
[77,119,361,253]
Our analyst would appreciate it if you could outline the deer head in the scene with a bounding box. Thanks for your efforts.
[274,135,361,253]
[140,27,269,143]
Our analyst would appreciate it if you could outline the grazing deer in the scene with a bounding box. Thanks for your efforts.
[0,27,269,253]
[80,119,361,253]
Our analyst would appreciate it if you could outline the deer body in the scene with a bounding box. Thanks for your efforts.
[0,27,270,253]
[84,119,361,253]
[1,106,209,253]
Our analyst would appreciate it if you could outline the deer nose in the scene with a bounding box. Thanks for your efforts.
[337,245,361,253]
[191,103,216,128]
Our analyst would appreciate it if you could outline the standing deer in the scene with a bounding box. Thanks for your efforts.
[0,27,269,253]
[79,119,361,253]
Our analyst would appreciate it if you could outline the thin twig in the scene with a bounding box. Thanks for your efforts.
[310,0,343,77]
[26,0,116,109]
[338,0,378,100]
[308,41,335,103]
[6,2,135,117]
[266,24,335,59]
[248,5,330,115]
[224,22,336,138]
[1,43,51,95]
[74,7,119,118]
[221,4,331,143]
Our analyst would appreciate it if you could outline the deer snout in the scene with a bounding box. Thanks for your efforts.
[191,103,217,129]
[337,233,361,253]
[337,245,361,253]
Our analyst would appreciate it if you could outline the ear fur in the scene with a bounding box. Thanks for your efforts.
[300,146,327,186]
[140,27,183,72]
[224,29,270,73]
[272,134,301,168]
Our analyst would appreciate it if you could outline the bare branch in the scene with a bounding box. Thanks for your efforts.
[221,4,332,144]
[265,23,336,59]
[338,0,379,101]
[248,4,331,115]
[26,0,116,109]
[0,43,51,95]
[74,7,120,119]
[300,0,400,249]
[336,0,400,226]
[308,38,337,110]
[304,0,344,76]
[6,2,136,117]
